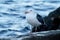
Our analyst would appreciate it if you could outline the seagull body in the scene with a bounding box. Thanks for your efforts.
[25,10,45,32]
[26,12,42,27]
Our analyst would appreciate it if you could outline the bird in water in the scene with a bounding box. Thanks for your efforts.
[25,10,47,32]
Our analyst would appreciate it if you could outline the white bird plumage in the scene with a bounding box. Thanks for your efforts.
[25,10,42,27]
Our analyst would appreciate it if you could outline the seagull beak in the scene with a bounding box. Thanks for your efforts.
[25,10,32,14]
[25,11,29,14]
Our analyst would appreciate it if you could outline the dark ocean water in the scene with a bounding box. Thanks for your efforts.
[0,0,60,38]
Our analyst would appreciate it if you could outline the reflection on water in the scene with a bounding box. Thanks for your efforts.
[0,0,60,37]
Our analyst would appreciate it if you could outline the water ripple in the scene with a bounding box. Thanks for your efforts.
[0,0,15,4]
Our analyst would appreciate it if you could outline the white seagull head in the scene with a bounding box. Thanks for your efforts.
[25,10,33,14]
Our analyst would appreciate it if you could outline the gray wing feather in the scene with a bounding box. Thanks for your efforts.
[36,14,44,24]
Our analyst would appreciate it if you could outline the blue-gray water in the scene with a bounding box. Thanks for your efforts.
[0,0,60,37]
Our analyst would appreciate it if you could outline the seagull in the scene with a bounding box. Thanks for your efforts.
[25,10,46,32]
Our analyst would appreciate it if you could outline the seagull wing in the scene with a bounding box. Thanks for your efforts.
[36,14,44,24]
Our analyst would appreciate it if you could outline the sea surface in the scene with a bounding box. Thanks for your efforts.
[0,0,60,38]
